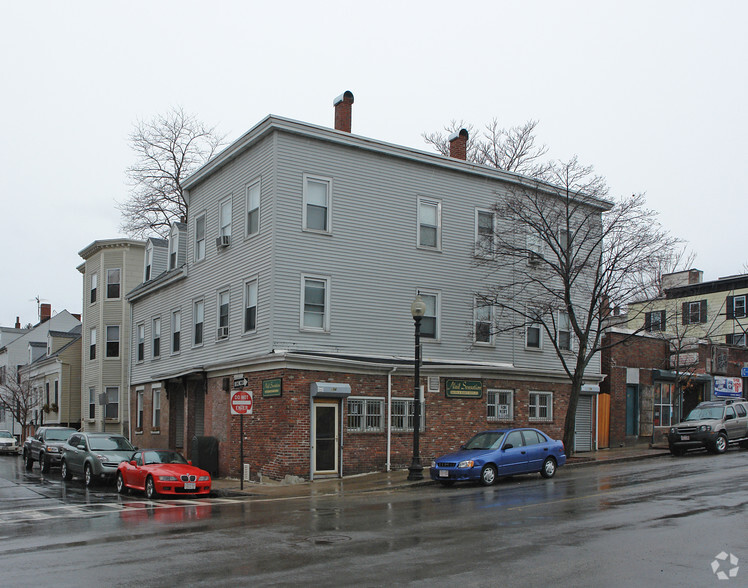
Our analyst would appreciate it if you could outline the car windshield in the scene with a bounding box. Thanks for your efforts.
[46,429,74,441]
[89,436,134,451]
[0,431,14,439]
[143,450,189,465]
[464,431,505,450]
[685,406,724,421]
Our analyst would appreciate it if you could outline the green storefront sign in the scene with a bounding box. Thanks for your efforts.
[262,378,282,398]
[445,379,483,398]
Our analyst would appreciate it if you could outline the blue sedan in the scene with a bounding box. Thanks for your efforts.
[430,428,567,486]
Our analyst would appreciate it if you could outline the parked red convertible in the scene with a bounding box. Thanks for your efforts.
[116,449,211,499]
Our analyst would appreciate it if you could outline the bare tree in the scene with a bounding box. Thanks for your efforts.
[0,367,39,441]
[477,157,685,454]
[118,107,226,239]
[423,119,548,176]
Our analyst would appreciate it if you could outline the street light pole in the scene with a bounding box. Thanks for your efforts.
[408,295,426,481]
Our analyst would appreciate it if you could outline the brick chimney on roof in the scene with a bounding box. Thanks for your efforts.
[448,129,469,160]
[40,303,51,323]
[333,91,354,133]
[15,316,20,329]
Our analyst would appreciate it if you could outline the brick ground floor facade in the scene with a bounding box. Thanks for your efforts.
[130,353,596,481]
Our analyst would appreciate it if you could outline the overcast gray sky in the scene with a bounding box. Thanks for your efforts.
[1,0,746,327]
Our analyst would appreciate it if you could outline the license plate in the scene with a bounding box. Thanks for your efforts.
[681,435,690,441]
[184,482,196,490]
[438,470,449,478]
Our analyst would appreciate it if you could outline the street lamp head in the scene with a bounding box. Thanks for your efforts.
[411,295,426,319]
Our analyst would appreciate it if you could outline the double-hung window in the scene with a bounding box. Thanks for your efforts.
[558,311,572,350]
[727,295,747,319]
[195,213,206,261]
[171,310,181,353]
[88,387,96,420]
[529,391,553,422]
[106,325,120,358]
[168,227,178,270]
[645,310,666,332]
[217,290,230,339]
[152,317,161,358]
[219,198,232,239]
[144,244,153,280]
[475,209,495,256]
[347,398,384,432]
[152,387,161,428]
[303,175,331,233]
[246,180,261,237]
[418,197,441,249]
[683,300,707,325]
[106,268,121,299]
[474,298,493,344]
[105,386,119,419]
[90,273,98,303]
[417,290,438,340]
[89,327,96,360]
[136,390,144,430]
[136,324,144,362]
[302,276,330,331]
[193,299,204,346]
[526,309,542,349]
[487,389,514,421]
[244,279,258,333]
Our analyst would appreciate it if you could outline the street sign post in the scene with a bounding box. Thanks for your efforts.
[230,390,253,489]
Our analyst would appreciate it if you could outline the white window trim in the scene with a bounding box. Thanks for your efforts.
[417,196,442,250]
[302,174,333,234]
[105,325,120,359]
[144,244,153,281]
[90,272,98,304]
[152,316,161,359]
[194,212,207,263]
[301,274,331,332]
[171,308,181,355]
[245,178,261,239]
[475,208,496,257]
[106,268,122,300]
[474,297,494,346]
[135,388,144,430]
[529,391,553,422]
[216,288,230,340]
[525,309,543,350]
[243,276,259,335]
[416,289,440,342]
[169,227,179,270]
[193,297,205,348]
[526,233,544,265]
[152,385,162,428]
[347,397,385,432]
[105,386,120,421]
[391,397,425,432]
[136,323,145,363]
[487,389,514,422]
[733,295,747,318]
[558,310,573,351]
[89,327,97,361]
[219,195,233,239]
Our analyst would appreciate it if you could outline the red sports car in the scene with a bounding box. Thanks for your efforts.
[116,449,211,499]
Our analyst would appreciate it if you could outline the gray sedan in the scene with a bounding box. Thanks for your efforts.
[61,432,136,487]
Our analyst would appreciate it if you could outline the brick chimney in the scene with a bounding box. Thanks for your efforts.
[40,303,51,323]
[448,129,469,160]
[15,316,20,329]
[333,91,354,133]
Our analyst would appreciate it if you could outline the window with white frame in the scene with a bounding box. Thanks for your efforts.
[558,311,572,350]
[193,299,204,346]
[152,387,161,428]
[88,387,96,420]
[474,298,493,344]
[347,397,384,432]
[529,391,553,422]
[303,175,331,232]
[246,179,260,237]
[152,317,161,358]
[558,227,570,254]
[726,332,747,346]
[195,213,206,261]
[418,197,441,249]
[217,290,230,338]
[136,389,144,430]
[89,327,96,360]
[106,268,121,298]
[105,386,119,419]
[302,276,329,331]
[171,310,181,353]
[728,295,747,319]
[53,380,58,407]
[683,300,707,324]
[487,389,514,421]
[391,398,424,432]
[526,310,542,349]
[169,227,179,270]
[244,279,257,332]
[653,382,673,427]
[526,233,544,264]
[136,324,144,362]
[645,310,666,332]
[417,290,438,340]
[144,244,153,281]
[106,325,120,358]
[475,209,495,256]
[219,197,232,238]
[90,273,98,304]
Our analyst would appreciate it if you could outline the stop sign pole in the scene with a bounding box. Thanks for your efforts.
[230,390,253,490]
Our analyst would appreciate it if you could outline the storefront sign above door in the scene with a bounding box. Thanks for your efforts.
[445,379,482,398]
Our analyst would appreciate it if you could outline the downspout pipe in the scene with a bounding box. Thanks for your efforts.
[387,367,397,471]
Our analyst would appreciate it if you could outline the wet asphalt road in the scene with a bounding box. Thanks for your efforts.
[1,450,747,587]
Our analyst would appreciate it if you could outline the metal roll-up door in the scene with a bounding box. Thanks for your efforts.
[575,395,593,452]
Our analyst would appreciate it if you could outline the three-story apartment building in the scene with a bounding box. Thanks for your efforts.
[127,92,610,481]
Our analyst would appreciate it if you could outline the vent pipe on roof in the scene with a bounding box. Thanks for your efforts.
[333,91,354,133]
[448,128,469,160]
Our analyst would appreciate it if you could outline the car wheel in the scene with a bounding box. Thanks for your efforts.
[145,476,158,500]
[669,446,685,457]
[61,460,73,481]
[712,434,728,454]
[25,454,33,470]
[84,463,95,488]
[540,457,557,479]
[116,473,128,495]
[480,464,497,486]
[40,454,50,473]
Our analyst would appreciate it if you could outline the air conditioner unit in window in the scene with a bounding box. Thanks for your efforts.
[216,326,229,339]
[216,235,231,249]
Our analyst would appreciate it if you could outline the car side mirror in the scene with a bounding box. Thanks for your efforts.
[188,460,193,465]
[503,443,514,450]
[78,444,86,450]
[129,460,137,466]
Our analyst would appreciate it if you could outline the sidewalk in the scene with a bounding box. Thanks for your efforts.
[210,444,671,499]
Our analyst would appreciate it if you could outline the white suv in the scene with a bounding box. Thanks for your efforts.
[0,430,19,454]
